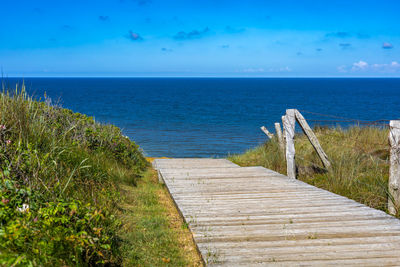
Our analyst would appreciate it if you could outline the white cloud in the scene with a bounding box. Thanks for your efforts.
[340,60,400,73]
[352,60,368,71]
[268,66,292,72]
[242,68,265,73]
[240,66,291,73]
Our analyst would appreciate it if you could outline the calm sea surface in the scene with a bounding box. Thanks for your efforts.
[4,78,400,157]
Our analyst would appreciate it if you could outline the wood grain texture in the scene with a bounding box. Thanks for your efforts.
[295,109,331,169]
[274,122,285,155]
[284,109,296,179]
[389,120,400,215]
[261,126,274,139]
[153,158,400,266]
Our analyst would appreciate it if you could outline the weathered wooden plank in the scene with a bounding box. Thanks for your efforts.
[153,158,239,169]
[199,242,400,258]
[165,183,347,194]
[173,198,364,207]
[197,235,400,250]
[175,203,370,214]
[195,230,400,244]
[295,109,331,169]
[212,253,400,267]
[190,219,400,235]
[159,166,265,173]
[213,257,400,267]
[190,212,391,225]
[389,120,400,215]
[191,217,392,228]
[177,208,384,221]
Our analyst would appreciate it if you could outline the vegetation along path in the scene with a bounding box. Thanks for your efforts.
[153,158,400,266]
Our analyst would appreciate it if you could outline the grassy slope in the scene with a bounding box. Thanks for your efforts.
[119,168,202,266]
[0,87,201,266]
[229,126,399,217]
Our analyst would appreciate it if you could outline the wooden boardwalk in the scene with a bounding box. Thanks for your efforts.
[153,158,400,266]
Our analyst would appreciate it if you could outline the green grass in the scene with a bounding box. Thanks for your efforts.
[118,168,202,266]
[0,85,201,266]
[229,126,399,217]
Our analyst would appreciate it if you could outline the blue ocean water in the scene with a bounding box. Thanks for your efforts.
[3,78,400,157]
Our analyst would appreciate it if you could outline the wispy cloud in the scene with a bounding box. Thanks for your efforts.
[356,33,370,39]
[62,25,73,30]
[173,27,210,40]
[326,32,351,38]
[225,26,245,34]
[325,32,370,40]
[161,47,173,52]
[242,68,265,73]
[339,43,352,49]
[127,31,143,41]
[371,61,400,72]
[119,0,151,6]
[240,66,291,73]
[136,0,151,5]
[339,60,400,73]
[99,15,109,21]
[382,42,394,49]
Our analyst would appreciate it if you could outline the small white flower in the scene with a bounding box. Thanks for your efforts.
[17,203,29,213]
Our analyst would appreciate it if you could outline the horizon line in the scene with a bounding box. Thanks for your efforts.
[3,76,400,79]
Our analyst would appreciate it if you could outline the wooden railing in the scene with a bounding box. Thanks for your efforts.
[261,109,400,216]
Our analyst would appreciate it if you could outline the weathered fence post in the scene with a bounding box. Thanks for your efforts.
[284,109,296,179]
[294,109,331,170]
[274,122,285,155]
[389,120,400,215]
[281,115,287,142]
[260,126,274,139]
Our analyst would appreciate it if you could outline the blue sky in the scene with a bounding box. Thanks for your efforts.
[1,0,399,77]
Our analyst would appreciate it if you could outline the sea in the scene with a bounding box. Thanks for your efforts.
[3,78,400,158]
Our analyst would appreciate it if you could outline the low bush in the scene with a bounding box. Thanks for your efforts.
[0,85,148,265]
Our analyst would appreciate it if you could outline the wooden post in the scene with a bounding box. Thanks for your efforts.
[389,120,400,215]
[260,126,274,139]
[274,122,285,155]
[284,109,296,179]
[281,115,287,142]
[294,109,331,169]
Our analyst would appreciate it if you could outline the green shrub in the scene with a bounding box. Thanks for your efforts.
[0,85,148,265]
